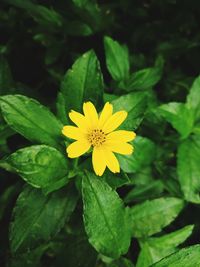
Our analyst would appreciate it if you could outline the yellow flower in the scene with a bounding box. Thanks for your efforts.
[62,102,136,176]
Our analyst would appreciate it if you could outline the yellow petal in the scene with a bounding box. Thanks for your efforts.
[107,130,136,142]
[92,146,106,176]
[83,102,98,128]
[105,141,133,155]
[69,110,89,133]
[67,140,90,158]
[98,102,113,128]
[104,149,120,173]
[102,111,127,133]
[62,126,84,140]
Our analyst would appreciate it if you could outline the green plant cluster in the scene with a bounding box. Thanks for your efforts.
[1,0,200,266]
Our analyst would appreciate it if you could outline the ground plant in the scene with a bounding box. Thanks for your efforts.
[1,0,200,266]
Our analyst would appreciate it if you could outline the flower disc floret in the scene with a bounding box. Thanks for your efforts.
[88,129,106,147]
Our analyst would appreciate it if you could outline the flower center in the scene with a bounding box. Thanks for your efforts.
[87,129,106,147]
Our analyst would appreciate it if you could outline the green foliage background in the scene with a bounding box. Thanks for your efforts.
[1,0,200,266]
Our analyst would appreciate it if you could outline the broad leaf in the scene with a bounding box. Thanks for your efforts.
[82,171,131,259]
[111,92,147,130]
[129,197,184,238]
[151,245,200,267]
[58,50,103,123]
[127,67,162,91]
[136,225,194,267]
[2,145,69,192]
[118,136,156,173]
[104,36,129,82]
[0,95,63,149]
[10,184,78,253]
[177,134,200,203]
[186,75,200,122]
[159,102,194,139]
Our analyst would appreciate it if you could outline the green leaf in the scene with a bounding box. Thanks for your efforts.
[5,0,63,28]
[0,95,63,149]
[127,67,162,91]
[151,245,200,267]
[129,197,185,238]
[102,171,130,189]
[71,0,103,33]
[2,145,69,192]
[177,134,200,203]
[72,0,91,8]
[31,5,63,27]
[58,50,103,123]
[8,245,47,267]
[0,121,13,141]
[54,234,97,267]
[118,136,156,173]
[147,224,194,249]
[136,225,194,267]
[109,257,134,267]
[159,102,194,139]
[0,56,14,94]
[104,36,130,82]
[103,93,118,103]
[0,184,20,220]
[136,242,154,267]
[186,75,200,122]
[10,183,78,253]
[124,180,164,203]
[82,171,131,259]
[111,92,147,130]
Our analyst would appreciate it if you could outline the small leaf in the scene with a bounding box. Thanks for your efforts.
[104,36,130,82]
[102,171,130,189]
[148,224,194,249]
[118,136,156,173]
[5,0,63,28]
[151,245,200,267]
[159,102,194,139]
[125,180,164,203]
[82,171,131,259]
[10,183,78,253]
[0,184,20,220]
[177,134,200,203]
[0,113,14,144]
[127,66,162,91]
[2,145,69,192]
[32,5,63,27]
[111,92,147,130]
[58,50,103,123]
[0,95,63,149]
[136,225,194,267]
[0,56,14,94]
[129,197,185,238]
[186,75,200,122]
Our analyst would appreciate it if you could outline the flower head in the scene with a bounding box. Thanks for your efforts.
[62,102,136,176]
